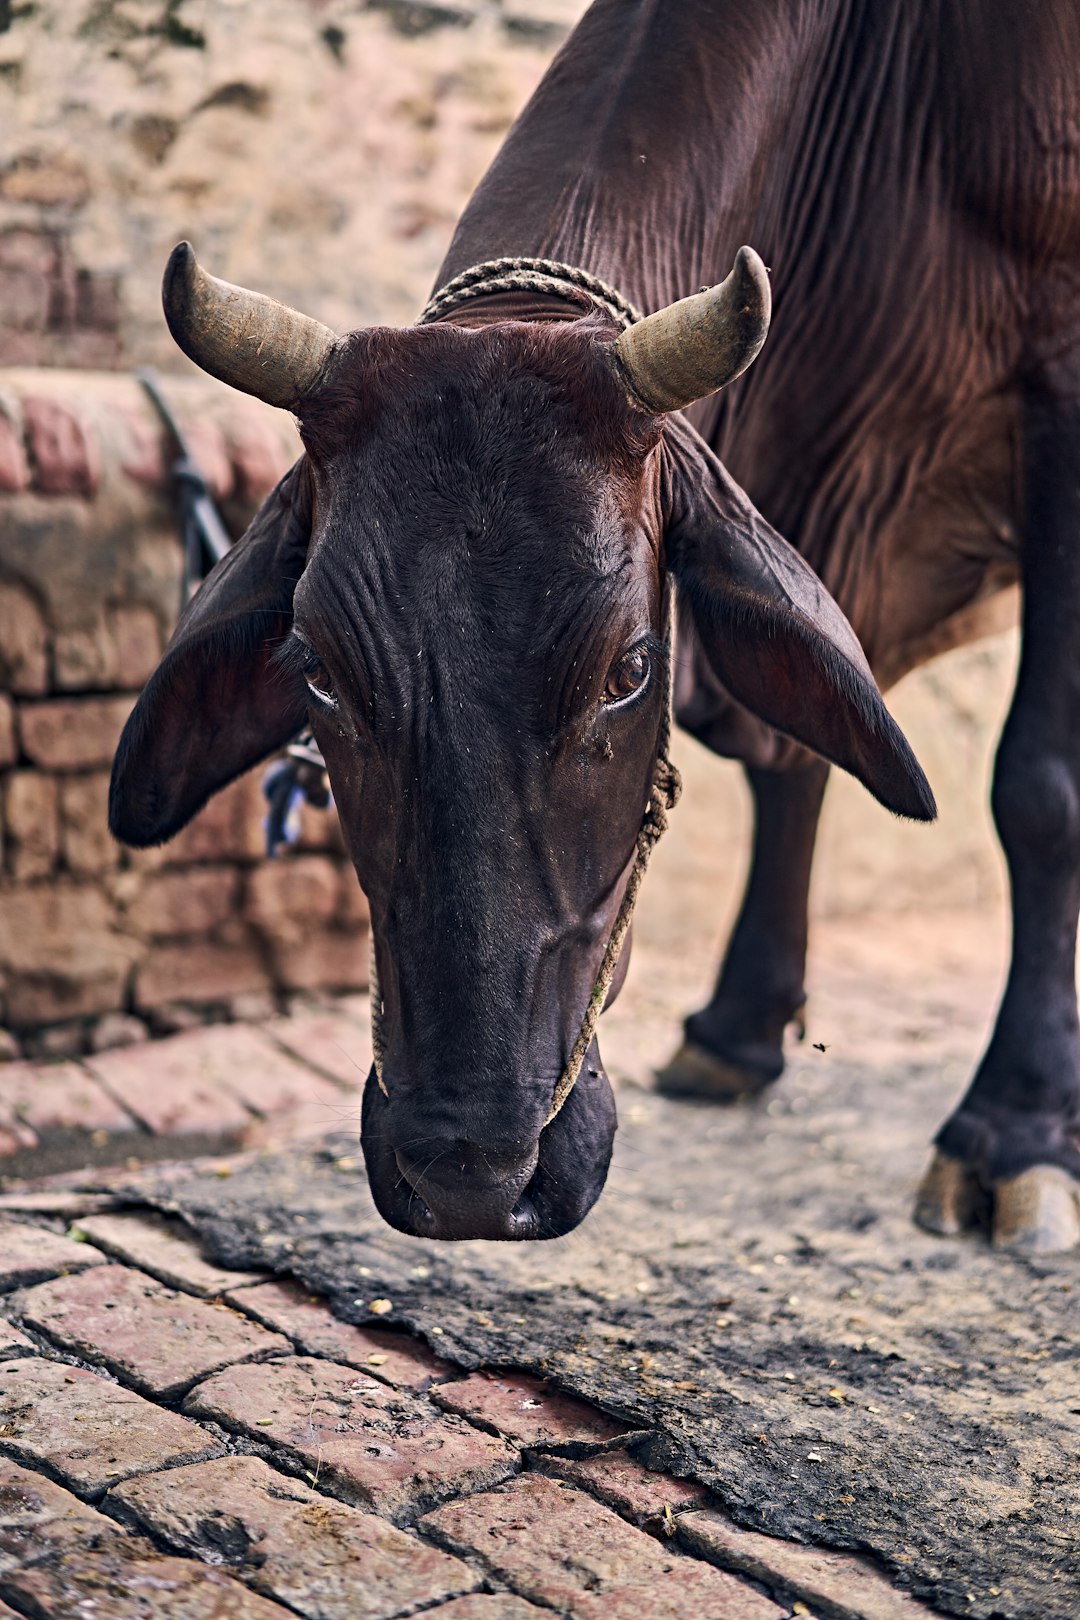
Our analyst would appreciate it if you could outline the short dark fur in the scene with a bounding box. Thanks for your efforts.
[112,0,1080,1236]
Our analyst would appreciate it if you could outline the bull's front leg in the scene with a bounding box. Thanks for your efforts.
[917,383,1080,1252]
[656,757,829,1099]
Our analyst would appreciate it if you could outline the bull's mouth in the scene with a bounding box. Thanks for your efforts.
[359,1046,617,1241]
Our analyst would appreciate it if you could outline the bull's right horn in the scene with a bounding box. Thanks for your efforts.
[162,242,339,409]
[613,246,771,414]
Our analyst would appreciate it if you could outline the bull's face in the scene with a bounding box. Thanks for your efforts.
[110,248,934,1240]
[293,324,667,1237]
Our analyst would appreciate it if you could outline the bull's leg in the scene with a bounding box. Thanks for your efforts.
[656,757,829,1099]
[917,388,1080,1253]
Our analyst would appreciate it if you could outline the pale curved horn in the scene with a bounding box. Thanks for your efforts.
[613,246,771,413]
[162,242,339,408]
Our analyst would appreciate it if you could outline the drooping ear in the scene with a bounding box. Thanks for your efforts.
[109,458,313,847]
[663,417,935,820]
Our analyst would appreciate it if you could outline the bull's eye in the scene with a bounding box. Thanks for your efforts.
[303,656,338,709]
[602,643,651,706]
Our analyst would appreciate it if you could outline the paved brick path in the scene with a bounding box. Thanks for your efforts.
[0,1203,937,1618]
[0,1002,372,1177]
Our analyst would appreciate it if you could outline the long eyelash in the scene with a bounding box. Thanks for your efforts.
[271,633,312,681]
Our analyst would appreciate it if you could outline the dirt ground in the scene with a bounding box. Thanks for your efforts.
[125,735,1077,1620]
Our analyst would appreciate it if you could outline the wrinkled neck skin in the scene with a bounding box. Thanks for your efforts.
[436,0,814,309]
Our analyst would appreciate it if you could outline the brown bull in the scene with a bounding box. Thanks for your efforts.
[111,0,1080,1251]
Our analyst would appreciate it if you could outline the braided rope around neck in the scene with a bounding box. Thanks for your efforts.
[419,256,645,330]
[370,258,682,1126]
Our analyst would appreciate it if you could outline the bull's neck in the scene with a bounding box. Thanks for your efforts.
[436,0,821,316]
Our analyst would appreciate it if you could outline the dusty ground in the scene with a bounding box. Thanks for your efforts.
[111,736,1078,1620]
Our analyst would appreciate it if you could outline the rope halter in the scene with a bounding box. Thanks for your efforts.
[370,257,683,1126]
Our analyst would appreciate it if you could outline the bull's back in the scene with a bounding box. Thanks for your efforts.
[704,0,1080,679]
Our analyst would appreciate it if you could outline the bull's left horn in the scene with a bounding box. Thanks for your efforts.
[613,246,771,413]
[162,242,339,408]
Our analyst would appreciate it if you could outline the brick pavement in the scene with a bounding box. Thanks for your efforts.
[0,1002,370,1178]
[0,1203,943,1618]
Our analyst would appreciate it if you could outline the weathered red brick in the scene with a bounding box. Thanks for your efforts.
[125,867,243,938]
[0,1455,133,1575]
[3,770,59,879]
[0,1217,107,1290]
[537,1448,708,1527]
[0,1059,136,1138]
[135,938,272,1012]
[13,1264,289,1399]
[0,1117,37,1160]
[52,622,118,691]
[185,1356,517,1523]
[570,1568,785,1620]
[0,697,15,768]
[22,393,100,495]
[0,881,139,1027]
[432,1371,631,1453]
[246,857,340,944]
[2,1549,290,1619]
[419,1601,549,1619]
[85,1027,256,1137]
[0,584,48,695]
[111,1455,479,1619]
[678,1509,939,1620]
[267,1010,373,1091]
[0,1357,223,1496]
[18,695,134,771]
[271,930,369,994]
[72,1211,266,1298]
[180,1024,348,1119]
[58,770,118,873]
[0,1321,33,1360]
[226,1279,454,1389]
[420,1477,781,1620]
[163,773,266,865]
[0,414,28,494]
[110,604,163,688]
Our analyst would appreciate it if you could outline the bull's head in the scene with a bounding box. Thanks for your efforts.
[110,244,933,1240]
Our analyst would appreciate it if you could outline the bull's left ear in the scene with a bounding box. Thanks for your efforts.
[663,418,935,820]
[109,458,313,847]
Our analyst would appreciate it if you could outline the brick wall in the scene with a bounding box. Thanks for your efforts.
[0,0,586,372]
[0,369,369,1057]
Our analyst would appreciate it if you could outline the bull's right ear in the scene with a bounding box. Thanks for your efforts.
[109,458,313,847]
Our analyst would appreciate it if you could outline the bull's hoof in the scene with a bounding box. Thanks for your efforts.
[914,1151,1080,1253]
[654,1039,774,1101]
[991,1165,1080,1253]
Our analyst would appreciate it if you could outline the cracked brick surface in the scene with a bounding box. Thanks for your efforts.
[536,1447,709,1525]
[422,1600,551,1619]
[0,1217,106,1291]
[73,1211,269,1297]
[679,1509,940,1619]
[432,1371,633,1452]
[420,1475,783,1620]
[0,1455,133,1574]
[185,1356,518,1522]
[0,1060,138,1139]
[0,1357,223,1496]
[110,1455,480,1620]
[12,1264,290,1398]
[2,1548,294,1618]
[0,1324,32,1362]
[227,1278,455,1389]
